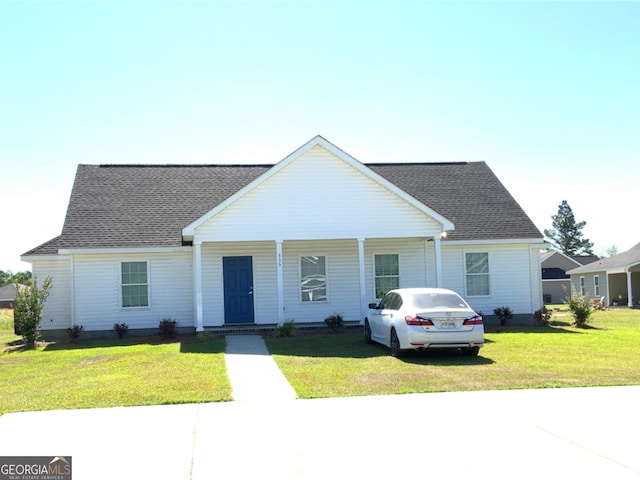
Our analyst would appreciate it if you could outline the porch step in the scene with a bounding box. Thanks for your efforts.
[204,321,362,336]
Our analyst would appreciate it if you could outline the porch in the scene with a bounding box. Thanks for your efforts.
[192,237,445,331]
[203,320,362,336]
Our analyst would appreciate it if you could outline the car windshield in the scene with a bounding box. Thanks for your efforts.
[412,293,469,310]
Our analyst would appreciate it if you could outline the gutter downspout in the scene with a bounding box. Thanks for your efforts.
[194,241,204,332]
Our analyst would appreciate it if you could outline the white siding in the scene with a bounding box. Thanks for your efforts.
[72,252,193,331]
[441,243,538,315]
[282,240,361,323]
[194,146,443,243]
[32,239,539,331]
[363,238,436,301]
[33,258,72,330]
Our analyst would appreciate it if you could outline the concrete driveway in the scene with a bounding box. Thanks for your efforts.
[1,386,639,479]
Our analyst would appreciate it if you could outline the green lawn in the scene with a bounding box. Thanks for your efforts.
[0,309,16,346]
[3,308,640,413]
[0,311,231,414]
[265,308,640,398]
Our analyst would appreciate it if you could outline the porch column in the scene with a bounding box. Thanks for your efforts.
[434,237,443,287]
[194,241,204,332]
[358,238,367,323]
[276,240,285,325]
[627,270,634,308]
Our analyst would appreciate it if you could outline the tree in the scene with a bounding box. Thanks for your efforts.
[600,245,619,258]
[544,200,594,255]
[13,276,52,347]
[0,270,32,287]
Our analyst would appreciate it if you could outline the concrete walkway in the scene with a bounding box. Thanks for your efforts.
[1,387,640,479]
[224,334,297,401]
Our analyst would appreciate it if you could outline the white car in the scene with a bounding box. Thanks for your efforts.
[364,288,484,357]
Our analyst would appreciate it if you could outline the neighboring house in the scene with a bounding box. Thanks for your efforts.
[541,251,599,304]
[568,242,640,307]
[22,136,546,335]
[0,283,19,309]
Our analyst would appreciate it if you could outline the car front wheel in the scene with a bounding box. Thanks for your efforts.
[364,320,372,344]
[389,328,402,357]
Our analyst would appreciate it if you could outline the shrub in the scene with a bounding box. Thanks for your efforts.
[324,313,344,331]
[67,325,84,342]
[113,322,129,339]
[197,330,213,341]
[159,318,177,339]
[493,306,513,326]
[567,293,593,328]
[13,276,52,347]
[275,319,296,337]
[534,306,552,326]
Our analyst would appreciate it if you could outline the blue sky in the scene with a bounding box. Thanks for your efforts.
[1,1,638,272]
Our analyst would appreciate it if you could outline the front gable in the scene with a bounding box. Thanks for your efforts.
[542,251,582,271]
[184,136,453,243]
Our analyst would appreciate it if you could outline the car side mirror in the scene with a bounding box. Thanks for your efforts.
[368,302,379,309]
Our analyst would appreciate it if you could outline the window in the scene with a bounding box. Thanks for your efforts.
[465,252,490,296]
[121,261,149,308]
[300,256,326,302]
[580,276,586,296]
[379,292,402,310]
[374,254,399,298]
[594,275,600,296]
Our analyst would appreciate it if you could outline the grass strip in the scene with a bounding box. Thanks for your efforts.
[266,309,640,398]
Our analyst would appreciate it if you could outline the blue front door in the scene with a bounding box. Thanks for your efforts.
[223,256,255,324]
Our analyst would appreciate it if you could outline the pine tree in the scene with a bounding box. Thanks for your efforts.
[544,200,594,255]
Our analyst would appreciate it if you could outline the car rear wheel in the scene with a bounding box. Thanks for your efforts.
[364,320,373,344]
[389,328,402,357]
[462,346,480,356]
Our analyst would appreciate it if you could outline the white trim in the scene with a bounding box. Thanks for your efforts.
[70,256,76,327]
[464,251,491,297]
[357,239,366,323]
[120,259,151,309]
[444,239,546,247]
[627,271,633,307]
[21,254,71,262]
[299,254,328,303]
[276,240,284,325]
[372,252,400,300]
[194,242,204,332]
[594,275,600,297]
[433,237,443,287]
[182,135,454,237]
[58,246,192,255]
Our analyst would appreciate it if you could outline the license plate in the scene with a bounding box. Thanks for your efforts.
[440,320,456,329]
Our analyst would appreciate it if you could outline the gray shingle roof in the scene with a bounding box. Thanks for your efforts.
[0,283,19,302]
[24,159,542,255]
[369,162,541,241]
[568,242,640,274]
